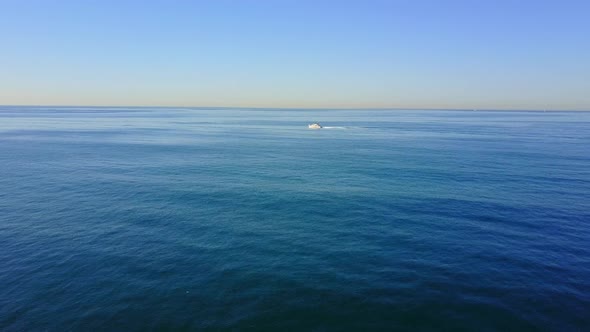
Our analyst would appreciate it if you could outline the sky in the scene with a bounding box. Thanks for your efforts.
[0,0,589,110]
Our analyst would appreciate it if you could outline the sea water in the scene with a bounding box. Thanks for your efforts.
[0,107,589,330]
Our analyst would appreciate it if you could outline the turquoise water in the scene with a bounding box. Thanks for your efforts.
[1,107,589,331]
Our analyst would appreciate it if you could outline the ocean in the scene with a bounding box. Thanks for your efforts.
[1,107,589,331]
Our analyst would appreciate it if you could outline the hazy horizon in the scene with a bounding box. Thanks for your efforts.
[2,104,589,112]
[1,0,589,110]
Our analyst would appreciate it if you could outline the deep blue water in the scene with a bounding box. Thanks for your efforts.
[1,107,589,331]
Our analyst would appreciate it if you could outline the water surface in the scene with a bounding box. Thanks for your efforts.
[1,107,589,330]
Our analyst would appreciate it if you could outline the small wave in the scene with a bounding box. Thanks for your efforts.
[322,126,348,129]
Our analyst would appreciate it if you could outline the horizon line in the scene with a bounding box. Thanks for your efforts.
[1,104,589,112]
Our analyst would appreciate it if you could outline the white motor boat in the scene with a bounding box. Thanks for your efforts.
[308,123,323,129]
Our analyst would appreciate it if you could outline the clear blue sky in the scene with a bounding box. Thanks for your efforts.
[1,0,589,109]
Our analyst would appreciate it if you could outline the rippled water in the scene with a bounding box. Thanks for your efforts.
[1,107,589,331]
